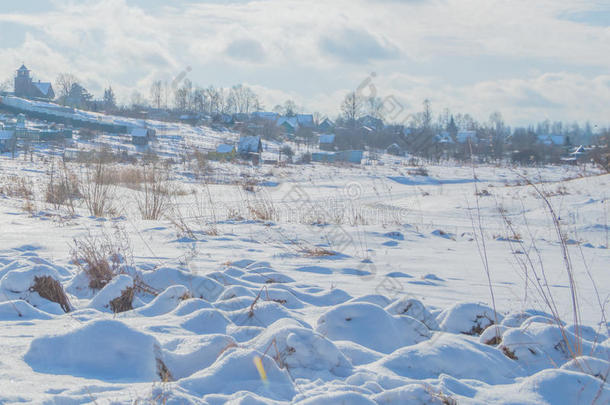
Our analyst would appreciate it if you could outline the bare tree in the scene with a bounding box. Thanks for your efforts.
[0,78,11,93]
[192,87,206,113]
[150,81,163,109]
[174,79,193,111]
[218,87,229,114]
[228,84,261,114]
[341,91,363,127]
[55,73,79,100]
[103,86,117,111]
[283,100,298,116]
[421,99,432,131]
[130,90,147,109]
[205,86,220,115]
[366,96,383,119]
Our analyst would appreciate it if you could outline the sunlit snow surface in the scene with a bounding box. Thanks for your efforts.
[0,126,609,403]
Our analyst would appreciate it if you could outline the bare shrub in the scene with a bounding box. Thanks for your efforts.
[494,174,610,369]
[499,178,584,359]
[246,189,277,222]
[29,276,72,313]
[71,228,132,289]
[168,203,196,240]
[167,183,218,238]
[22,198,36,214]
[80,160,116,217]
[71,226,159,296]
[45,160,80,212]
[193,149,209,177]
[106,166,145,189]
[0,175,34,199]
[136,164,172,220]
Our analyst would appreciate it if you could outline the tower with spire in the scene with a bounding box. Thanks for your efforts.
[14,64,54,100]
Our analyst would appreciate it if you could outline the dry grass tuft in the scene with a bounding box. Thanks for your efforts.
[29,276,71,313]
[247,199,277,222]
[156,358,174,383]
[485,335,502,346]
[302,247,336,257]
[109,286,134,313]
[180,291,193,301]
[502,346,518,360]
[0,175,34,199]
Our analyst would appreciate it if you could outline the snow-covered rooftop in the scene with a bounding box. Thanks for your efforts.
[131,128,148,138]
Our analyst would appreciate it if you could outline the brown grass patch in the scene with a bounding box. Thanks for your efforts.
[302,247,336,257]
[180,291,193,301]
[29,276,71,313]
[484,335,502,346]
[109,286,134,313]
[502,346,518,360]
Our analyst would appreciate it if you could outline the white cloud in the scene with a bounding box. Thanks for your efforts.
[0,0,608,125]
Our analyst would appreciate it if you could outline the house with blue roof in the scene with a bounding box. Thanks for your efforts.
[319,133,336,151]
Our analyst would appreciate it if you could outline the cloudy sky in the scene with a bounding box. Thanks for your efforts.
[0,0,609,126]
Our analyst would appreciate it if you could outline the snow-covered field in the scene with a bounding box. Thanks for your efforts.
[0,128,608,404]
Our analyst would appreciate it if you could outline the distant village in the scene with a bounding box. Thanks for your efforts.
[0,65,608,171]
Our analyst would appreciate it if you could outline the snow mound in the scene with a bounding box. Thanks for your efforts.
[374,333,525,384]
[179,348,296,401]
[262,287,305,309]
[172,298,214,316]
[385,297,439,330]
[350,294,393,308]
[294,391,376,404]
[230,301,309,328]
[499,323,609,373]
[334,340,383,366]
[500,310,551,327]
[315,302,431,353]
[0,264,66,314]
[219,285,256,301]
[181,308,232,335]
[0,300,53,320]
[372,384,446,404]
[136,285,190,317]
[88,274,134,312]
[141,267,224,302]
[24,319,163,382]
[566,323,607,343]
[163,334,237,379]
[478,368,610,404]
[436,302,502,335]
[288,286,352,307]
[479,324,509,345]
[215,296,257,312]
[560,355,610,381]
[250,319,353,378]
